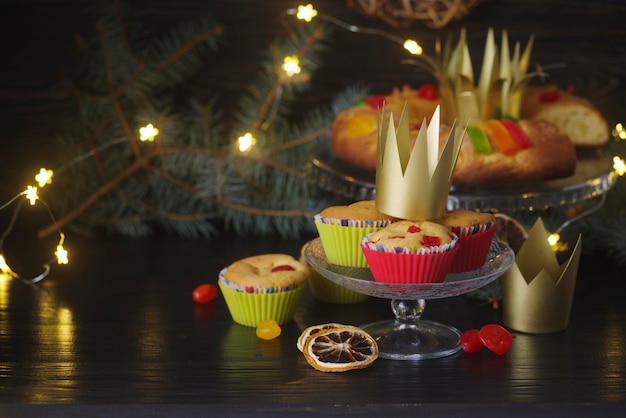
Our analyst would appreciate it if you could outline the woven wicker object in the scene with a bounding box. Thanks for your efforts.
[348,0,483,28]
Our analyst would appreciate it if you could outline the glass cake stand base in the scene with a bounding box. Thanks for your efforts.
[303,238,515,361]
[362,299,461,360]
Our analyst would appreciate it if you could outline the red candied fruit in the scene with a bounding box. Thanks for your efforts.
[416,84,439,101]
[389,235,406,240]
[538,90,560,103]
[366,95,386,109]
[479,324,513,355]
[192,284,218,304]
[460,329,483,353]
[272,265,295,272]
[407,225,422,233]
[421,235,441,247]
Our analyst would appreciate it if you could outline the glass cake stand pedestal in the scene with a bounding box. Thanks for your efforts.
[303,238,515,360]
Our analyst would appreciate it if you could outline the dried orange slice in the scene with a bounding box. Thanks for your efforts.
[296,323,345,352]
[301,326,378,372]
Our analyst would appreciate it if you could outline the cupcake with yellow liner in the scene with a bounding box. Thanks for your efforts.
[314,200,397,268]
[218,254,309,327]
[299,244,369,304]
[360,220,459,284]
[434,210,497,273]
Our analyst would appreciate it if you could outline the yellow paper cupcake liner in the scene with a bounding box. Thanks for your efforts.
[219,280,306,327]
[315,221,382,267]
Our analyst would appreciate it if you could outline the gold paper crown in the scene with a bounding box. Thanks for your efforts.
[437,28,535,124]
[375,104,464,220]
[501,218,582,334]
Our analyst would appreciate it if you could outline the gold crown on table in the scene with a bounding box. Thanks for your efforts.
[436,27,536,125]
[501,218,582,334]
[375,104,464,220]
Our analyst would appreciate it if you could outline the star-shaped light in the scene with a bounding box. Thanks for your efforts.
[282,55,301,77]
[24,186,39,205]
[614,156,626,176]
[403,39,423,55]
[237,132,257,153]
[35,168,54,188]
[296,4,318,22]
[139,123,159,142]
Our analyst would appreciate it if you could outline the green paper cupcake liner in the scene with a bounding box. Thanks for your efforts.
[315,221,383,267]
[219,280,306,327]
[306,262,369,304]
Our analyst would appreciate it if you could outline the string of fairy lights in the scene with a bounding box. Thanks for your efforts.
[1,3,625,284]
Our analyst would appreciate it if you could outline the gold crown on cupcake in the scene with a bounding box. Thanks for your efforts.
[501,218,582,334]
[375,104,464,220]
[436,27,536,124]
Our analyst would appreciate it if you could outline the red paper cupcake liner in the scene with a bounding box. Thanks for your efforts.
[361,244,459,284]
[450,226,496,273]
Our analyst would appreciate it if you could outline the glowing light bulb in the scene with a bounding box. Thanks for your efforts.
[0,255,16,278]
[613,123,626,140]
[614,156,626,176]
[139,123,159,142]
[282,56,301,76]
[24,185,38,205]
[296,4,318,22]
[35,168,54,188]
[237,132,256,152]
[548,233,560,251]
[403,39,423,55]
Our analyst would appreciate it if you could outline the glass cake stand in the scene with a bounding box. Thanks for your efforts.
[303,238,515,360]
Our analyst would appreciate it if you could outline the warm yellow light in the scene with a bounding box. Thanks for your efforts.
[548,233,560,249]
[613,123,626,141]
[0,255,16,278]
[296,4,318,22]
[35,168,54,188]
[237,132,256,153]
[614,156,626,176]
[139,123,159,142]
[23,185,39,205]
[55,233,69,265]
[282,55,301,76]
[403,39,423,55]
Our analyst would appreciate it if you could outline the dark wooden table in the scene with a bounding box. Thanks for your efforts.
[1,0,626,416]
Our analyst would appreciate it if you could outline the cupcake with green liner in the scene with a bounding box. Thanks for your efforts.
[361,220,459,284]
[299,244,369,304]
[314,200,397,268]
[434,210,496,273]
[218,254,309,327]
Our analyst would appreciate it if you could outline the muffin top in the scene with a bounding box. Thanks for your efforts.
[319,200,397,221]
[364,220,457,252]
[223,254,309,289]
[434,210,495,236]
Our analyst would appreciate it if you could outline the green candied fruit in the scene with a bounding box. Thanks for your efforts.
[502,114,521,122]
[467,126,492,155]
[354,98,367,107]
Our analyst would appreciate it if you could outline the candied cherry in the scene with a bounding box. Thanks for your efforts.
[479,324,513,355]
[256,319,282,340]
[460,329,483,353]
[366,95,386,109]
[538,90,560,103]
[421,235,441,247]
[416,84,439,101]
[192,284,218,304]
[272,265,295,272]
[407,225,422,233]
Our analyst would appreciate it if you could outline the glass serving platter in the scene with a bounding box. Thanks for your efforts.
[307,146,616,213]
[303,238,515,360]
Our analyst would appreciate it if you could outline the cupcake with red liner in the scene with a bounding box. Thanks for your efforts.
[360,220,459,284]
[314,200,397,267]
[218,254,309,327]
[434,210,496,273]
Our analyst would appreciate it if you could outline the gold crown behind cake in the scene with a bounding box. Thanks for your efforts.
[375,104,464,220]
[501,218,582,334]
